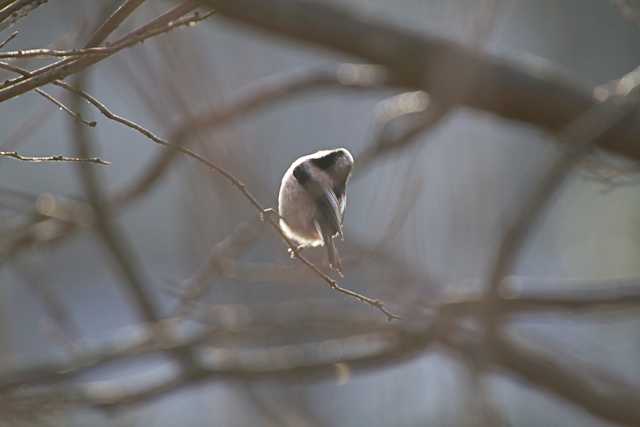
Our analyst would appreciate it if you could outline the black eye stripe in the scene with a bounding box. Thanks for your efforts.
[310,151,342,170]
[293,163,311,184]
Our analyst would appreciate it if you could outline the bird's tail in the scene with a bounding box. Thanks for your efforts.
[325,235,343,277]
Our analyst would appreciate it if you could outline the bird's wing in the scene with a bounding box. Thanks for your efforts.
[294,163,343,239]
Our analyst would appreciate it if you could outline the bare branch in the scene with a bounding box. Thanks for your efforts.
[0,30,18,49]
[0,1,203,102]
[441,277,640,316]
[0,150,109,164]
[0,11,215,61]
[0,61,96,127]
[0,0,46,31]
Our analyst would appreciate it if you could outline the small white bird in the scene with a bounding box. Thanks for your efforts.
[278,148,354,275]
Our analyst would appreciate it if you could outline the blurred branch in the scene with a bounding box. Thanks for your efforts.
[51,323,436,409]
[357,94,449,171]
[10,260,80,351]
[70,69,162,326]
[441,325,640,427]
[206,0,640,162]
[0,103,52,150]
[175,218,266,316]
[0,150,108,164]
[441,277,640,316]
[611,0,640,25]
[484,66,640,335]
[120,63,390,206]
[83,0,147,48]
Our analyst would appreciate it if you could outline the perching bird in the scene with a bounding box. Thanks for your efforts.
[278,148,354,275]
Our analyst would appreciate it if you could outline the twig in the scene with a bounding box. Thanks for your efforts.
[0,61,96,127]
[133,129,399,319]
[0,151,109,164]
[33,88,96,127]
[68,4,198,372]
[0,30,17,49]
[0,65,389,266]
[66,63,398,318]
[0,1,202,102]
[1,63,397,317]
[0,11,215,61]
[0,0,46,31]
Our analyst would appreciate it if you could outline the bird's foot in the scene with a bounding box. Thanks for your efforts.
[287,245,304,258]
[329,258,344,278]
[260,208,278,222]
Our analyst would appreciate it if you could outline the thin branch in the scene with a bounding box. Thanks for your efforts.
[68,64,398,318]
[0,1,202,102]
[0,30,18,49]
[0,151,109,164]
[0,65,390,266]
[0,0,46,31]
[0,11,215,61]
[1,64,397,318]
[33,87,96,127]
[0,61,96,127]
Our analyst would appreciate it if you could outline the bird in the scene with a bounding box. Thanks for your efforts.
[277,147,354,276]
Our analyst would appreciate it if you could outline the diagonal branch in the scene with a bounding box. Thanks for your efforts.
[0,1,202,102]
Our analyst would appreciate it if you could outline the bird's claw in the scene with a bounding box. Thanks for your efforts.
[287,245,304,258]
[260,208,277,222]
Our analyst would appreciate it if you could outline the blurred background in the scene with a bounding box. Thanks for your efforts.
[1,0,640,426]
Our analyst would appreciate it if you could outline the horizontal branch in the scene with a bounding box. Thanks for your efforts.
[442,327,640,427]
[0,314,432,394]
[441,277,640,316]
[207,0,640,161]
[0,151,109,164]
